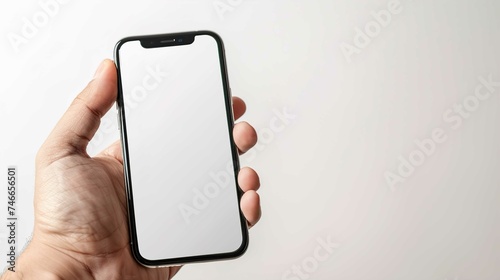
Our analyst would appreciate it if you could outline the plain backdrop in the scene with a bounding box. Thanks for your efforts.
[1,0,500,279]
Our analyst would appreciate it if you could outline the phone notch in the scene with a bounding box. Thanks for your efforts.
[140,34,195,48]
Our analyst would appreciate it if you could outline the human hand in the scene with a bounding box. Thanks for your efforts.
[1,60,261,280]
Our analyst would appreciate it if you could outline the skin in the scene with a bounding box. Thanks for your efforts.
[1,60,261,280]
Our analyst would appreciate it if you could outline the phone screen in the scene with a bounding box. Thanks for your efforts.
[116,32,247,265]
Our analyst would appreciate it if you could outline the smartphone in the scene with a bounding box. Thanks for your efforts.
[114,31,248,267]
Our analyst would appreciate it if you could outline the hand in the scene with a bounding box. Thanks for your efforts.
[1,60,261,280]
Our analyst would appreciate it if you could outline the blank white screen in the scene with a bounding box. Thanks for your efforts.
[119,34,243,261]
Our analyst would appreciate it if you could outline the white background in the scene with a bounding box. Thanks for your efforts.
[1,0,500,279]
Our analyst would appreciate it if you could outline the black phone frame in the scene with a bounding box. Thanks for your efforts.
[114,30,249,267]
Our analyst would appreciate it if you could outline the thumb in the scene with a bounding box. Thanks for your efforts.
[38,59,117,166]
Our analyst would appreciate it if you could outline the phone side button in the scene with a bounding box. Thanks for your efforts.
[117,113,121,130]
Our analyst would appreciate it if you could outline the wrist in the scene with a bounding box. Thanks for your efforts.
[1,240,93,280]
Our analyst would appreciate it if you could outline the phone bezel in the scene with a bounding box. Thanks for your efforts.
[114,30,249,267]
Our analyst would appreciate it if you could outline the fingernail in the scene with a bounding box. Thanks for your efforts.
[93,60,106,79]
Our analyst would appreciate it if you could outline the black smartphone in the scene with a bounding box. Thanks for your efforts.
[114,31,248,267]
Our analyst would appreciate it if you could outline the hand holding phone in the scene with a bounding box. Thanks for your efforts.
[115,31,253,267]
[4,51,261,279]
